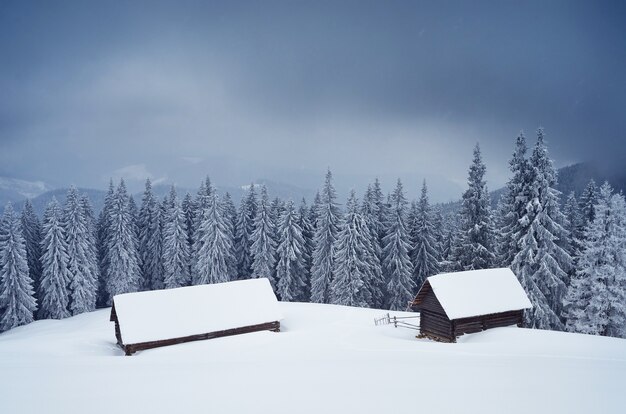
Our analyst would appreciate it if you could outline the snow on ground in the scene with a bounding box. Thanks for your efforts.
[1,302,625,414]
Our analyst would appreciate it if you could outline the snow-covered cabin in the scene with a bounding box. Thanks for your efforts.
[110,278,283,355]
[410,268,532,342]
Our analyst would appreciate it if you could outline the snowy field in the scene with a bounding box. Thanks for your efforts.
[1,303,625,414]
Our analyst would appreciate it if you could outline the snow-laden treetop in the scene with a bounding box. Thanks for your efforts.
[113,278,283,344]
[424,268,532,320]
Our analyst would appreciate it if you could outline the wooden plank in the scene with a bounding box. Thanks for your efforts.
[118,321,281,356]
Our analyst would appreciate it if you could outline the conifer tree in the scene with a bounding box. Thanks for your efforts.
[192,177,212,274]
[79,194,100,304]
[64,187,98,315]
[222,192,238,277]
[563,191,583,261]
[451,144,495,271]
[361,180,386,307]
[297,198,314,300]
[39,198,71,319]
[223,192,237,234]
[371,179,387,240]
[565,183,626,337]
[193,192,236,285]
[20,199,42,304]
[579,179,598,229]
[276,200,307,301]
[138,179,164,290]
[497,132,530,267]
[235,184,257,279]
[0,203,37,331]
[331,191,373,307]
[162,186,191,288]
[410,181,440,288]
[182,192,195,277]
[440,216,459,272]
[383,179,415,311]
[432,206,445,263]
[310,170,341,303]
[105,180,141,300]
[96,180,115,305]
[270,197,285,245]
[309,191,322,232]
[129,195,139,240]
[250,186,277,288]
[512,129,572,329]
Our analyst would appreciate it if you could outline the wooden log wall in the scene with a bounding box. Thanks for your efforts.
[119,321,281,356]
[414,286,526,342]
[453,310,523,338]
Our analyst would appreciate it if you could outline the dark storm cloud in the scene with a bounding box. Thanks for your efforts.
[0,0,624,199]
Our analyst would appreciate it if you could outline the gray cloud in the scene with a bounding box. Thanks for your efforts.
[0,0,624,200]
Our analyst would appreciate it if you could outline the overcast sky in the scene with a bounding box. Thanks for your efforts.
[1,1,625,200]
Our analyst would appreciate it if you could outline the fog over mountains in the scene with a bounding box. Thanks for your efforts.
[2,161,624,216]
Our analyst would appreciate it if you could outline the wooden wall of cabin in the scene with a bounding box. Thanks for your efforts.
[420,310,454,342]
[417,289,454,342]
[453,310,524,337]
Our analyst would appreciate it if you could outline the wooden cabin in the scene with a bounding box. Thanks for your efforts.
[410,268,532,343]
[110,278,282,355]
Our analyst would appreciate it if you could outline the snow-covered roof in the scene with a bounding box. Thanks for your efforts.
[112,278,283,345]
[420,268,532,320]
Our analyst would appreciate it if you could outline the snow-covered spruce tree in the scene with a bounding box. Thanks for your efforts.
[64,187,98,315]
[191,177,213,278]
[129,195,139,240]
[39,198,71,319]
[310,170,342,304]
[361,181,386,308]
[330,191,373,307]
[270,197,286,246]
[511,129,572,330]
[235,184,257,279]
[138,179,164,290]
[410,181,440,288]
[250,186,277,288]
[0,203,37,331]
[20,199,42,304]
[223,192,237,236]
[496,132,531,267]
[79,194,100,304]
[297,198,314,301]
[221,192,238,277]
[439,231,453,271]
[565,183,626,337]
[105,180,141,300]
[579,179,598,230]
[96,179,115,306]
[309,191,322,232]
[383,179,415,311]
[182,192,196,277]
[193,192,236,285]
[563,191,583,261]
[162,186,191,289]
[431,206,445,258]
[371,179,387,238]
[275,200,307,301]
[450,144,495,271]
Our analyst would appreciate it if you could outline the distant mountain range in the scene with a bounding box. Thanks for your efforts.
[2,179,314,216]
[1,162,624,217]
[0,177,54,207]
[440,162,626,216]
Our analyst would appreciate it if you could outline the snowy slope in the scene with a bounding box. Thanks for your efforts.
[0,302,625,414]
